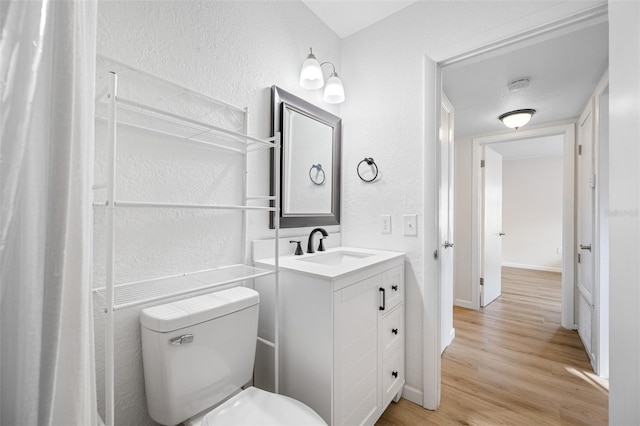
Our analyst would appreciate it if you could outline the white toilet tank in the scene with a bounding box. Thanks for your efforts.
[140,287,260,426]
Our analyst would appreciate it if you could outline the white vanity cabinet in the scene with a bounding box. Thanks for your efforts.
[271,251,404,426]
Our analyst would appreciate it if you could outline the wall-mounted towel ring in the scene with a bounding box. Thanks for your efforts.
[309,164,326,185]
[357,157,379,182]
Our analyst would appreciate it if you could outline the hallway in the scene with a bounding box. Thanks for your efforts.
[378,267,608,425]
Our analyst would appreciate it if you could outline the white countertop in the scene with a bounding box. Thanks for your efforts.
[254,246,405,280]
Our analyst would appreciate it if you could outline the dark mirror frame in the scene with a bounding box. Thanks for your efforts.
[270,86,341,229]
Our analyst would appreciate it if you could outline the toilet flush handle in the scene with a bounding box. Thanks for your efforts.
[169,334,194,345]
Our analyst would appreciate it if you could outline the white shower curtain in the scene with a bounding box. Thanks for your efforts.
[0,1,99,425]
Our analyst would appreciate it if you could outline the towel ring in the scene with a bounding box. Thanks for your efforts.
[357,157,379,182]
[309,164,326,185]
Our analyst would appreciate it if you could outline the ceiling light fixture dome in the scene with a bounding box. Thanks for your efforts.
[499,109,536,130]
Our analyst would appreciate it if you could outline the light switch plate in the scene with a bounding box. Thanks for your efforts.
[403,214,417,236]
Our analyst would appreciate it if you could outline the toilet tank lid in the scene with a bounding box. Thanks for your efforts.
[140,287,259,333]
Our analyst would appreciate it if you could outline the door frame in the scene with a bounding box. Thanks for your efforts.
[423,2,607,410]
[439,93,455,352]
[592,71,609,378]
[470,124,575,328]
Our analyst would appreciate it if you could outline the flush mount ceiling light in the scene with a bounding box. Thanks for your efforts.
[299,47,345,104]
[499,109,536,130]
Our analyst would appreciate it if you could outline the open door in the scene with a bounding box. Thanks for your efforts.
[439,94,454,352]
[577,101,596,360]
[481,146,503,307]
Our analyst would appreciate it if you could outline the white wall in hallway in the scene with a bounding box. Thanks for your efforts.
[502,156,563,272]
[454,136,474,306]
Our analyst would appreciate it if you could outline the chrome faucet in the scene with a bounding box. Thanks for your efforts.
[307,228,329,254]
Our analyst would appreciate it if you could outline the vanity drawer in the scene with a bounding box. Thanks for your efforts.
[381,304,403,360]
[380,265,403,312]
[382,346,404,407]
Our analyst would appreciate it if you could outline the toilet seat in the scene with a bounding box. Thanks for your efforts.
[195,387,326,426]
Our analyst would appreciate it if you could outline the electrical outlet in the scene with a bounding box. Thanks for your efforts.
[381,215,391,234]
[403,214,417,236]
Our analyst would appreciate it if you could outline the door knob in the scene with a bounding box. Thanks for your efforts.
[444,241,454,249]
[499,232,506,236]
[580,244,592,252]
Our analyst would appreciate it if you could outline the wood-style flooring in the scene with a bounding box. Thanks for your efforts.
[377,267,608,425]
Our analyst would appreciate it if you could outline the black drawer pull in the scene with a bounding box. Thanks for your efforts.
[379,287,386,311]
[392,371,398,378]
[392,284,398,291]
[392,328,398,335]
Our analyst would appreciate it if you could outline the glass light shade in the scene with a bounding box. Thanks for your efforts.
[323,74,345,104]
[499,109,536,129]
[300,55,324,90]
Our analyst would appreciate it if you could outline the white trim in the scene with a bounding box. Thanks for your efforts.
[591,69,610,378]
[422,55,441,411]
[470,122,575,329]
[501,262,562,273]
[401,384,423,406]
[431,2,608,64]
[454,299,474,309]
[441,328,455,353]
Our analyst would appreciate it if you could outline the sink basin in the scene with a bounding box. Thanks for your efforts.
[254,246,404,280]
[296,250,375,266]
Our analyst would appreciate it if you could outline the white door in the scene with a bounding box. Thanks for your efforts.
[481,146,503,307]
[439,95,455,352]
[577,103,595,358]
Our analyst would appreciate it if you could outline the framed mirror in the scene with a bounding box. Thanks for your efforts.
[271,86,341,228]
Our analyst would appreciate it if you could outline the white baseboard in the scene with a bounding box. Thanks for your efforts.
[454,299,474,309]
[501,262,562,273]
[401,384,423,406]
[441,328,455,353]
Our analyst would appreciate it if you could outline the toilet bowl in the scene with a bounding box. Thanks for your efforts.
[185,387,325,426]
[140,287,326,426]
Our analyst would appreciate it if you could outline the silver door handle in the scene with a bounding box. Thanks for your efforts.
[444,241,454,248]
[499,232,506,236]
[580,244,592,252]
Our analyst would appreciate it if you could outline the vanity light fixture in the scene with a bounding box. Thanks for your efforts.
[498,108,536,130]
[299,48,345,104]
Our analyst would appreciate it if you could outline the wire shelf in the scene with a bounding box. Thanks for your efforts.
[94,56,282,425]
[95,97,276,153]
[93,264,275,311]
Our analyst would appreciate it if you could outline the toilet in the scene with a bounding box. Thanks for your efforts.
[140,287,326,426]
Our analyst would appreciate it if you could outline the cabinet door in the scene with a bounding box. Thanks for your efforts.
[380,265,403,312]
[334,274,382,426]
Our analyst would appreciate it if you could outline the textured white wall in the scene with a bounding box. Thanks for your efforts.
[502,156,563,271]
[95,2,341,424]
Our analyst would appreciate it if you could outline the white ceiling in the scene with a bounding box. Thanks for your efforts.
[302,1,417,38]
[443,21,609,137]
[301,1,608,159]
[489,135,564,160]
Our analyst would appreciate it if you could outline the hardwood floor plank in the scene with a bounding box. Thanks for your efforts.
[377,267,608,425]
